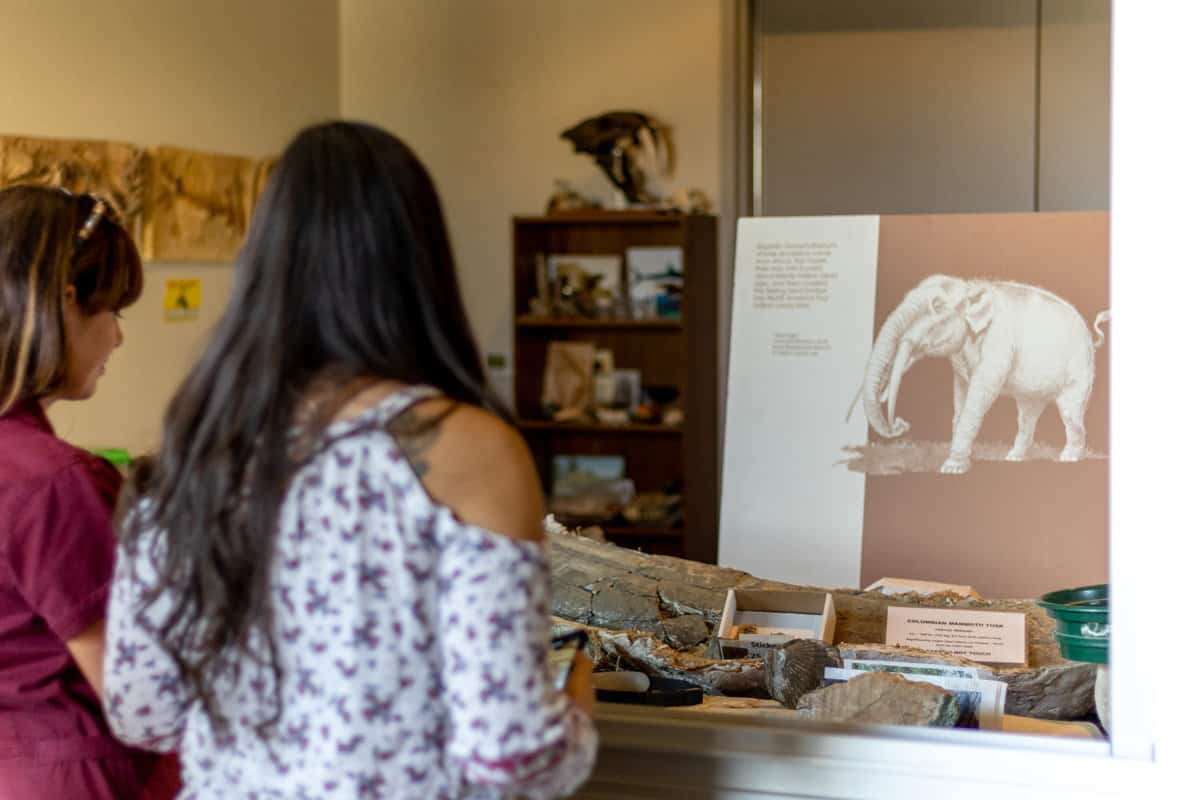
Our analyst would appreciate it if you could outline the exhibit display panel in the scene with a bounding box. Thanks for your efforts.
[557,213,1111,768]
[574,4,1197,795]
[720,212,1109,599]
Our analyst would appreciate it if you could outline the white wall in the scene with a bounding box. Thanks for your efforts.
[0,0,340,453]
[339,0,729,380]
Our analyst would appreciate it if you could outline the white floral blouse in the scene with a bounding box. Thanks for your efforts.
[102,387,597,799]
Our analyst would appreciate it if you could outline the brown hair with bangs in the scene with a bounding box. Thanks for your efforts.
[0,184,143,414]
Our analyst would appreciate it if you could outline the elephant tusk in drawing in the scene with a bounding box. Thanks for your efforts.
[884,337,915,434]
[857,275,1110,475]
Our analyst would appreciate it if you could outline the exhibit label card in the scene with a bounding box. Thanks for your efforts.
[885,606,1027,665]
[719,216,880,587]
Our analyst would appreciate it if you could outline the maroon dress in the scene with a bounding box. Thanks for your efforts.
[0,400,176,799]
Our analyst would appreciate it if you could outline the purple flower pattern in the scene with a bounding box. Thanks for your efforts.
[103,387,597,798]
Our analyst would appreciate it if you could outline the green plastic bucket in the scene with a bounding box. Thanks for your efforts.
[1037,584,1109,664]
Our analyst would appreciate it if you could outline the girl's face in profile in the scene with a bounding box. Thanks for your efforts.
[59,286,124,402]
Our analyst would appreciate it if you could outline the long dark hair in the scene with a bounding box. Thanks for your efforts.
[123,121,501,732]
[0,185,142,413]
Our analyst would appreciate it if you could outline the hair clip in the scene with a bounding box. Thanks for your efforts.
[77,197,108,243]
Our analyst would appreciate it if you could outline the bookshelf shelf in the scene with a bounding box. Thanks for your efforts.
[516,314,683,330]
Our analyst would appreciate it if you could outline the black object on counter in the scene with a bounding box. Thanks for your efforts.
[596,676,703,707]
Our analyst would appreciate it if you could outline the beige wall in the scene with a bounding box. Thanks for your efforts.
[1,0,728,451]
[0,0,340,453]
[339,0,730,386]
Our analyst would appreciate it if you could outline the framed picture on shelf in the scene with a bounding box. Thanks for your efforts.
[551,454,626,498]
[547,254,622,288]
[626,246,683,319]
[547,254,624,317]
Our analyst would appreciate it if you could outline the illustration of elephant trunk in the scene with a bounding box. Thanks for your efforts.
[862,291,931,438]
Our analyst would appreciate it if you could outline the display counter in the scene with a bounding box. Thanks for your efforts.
[575,701,1148,799]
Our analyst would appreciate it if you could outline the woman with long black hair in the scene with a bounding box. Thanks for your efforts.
[102,121,597,798]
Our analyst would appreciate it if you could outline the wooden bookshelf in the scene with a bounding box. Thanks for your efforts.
[512,211,718,561]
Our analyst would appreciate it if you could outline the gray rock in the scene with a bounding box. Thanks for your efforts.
[764,639,842,708]
[661,614,710,649]
[999,660,1097,719]
[552,584,593,622]
[657,580,726,620]
[792,672,960,727]
[552,562,599,589]
[1094,664,1110,734]
[569,619,765,695]
[587,573,660,598]
[634,556,754,591]
[837,643,1096,720]
[590,586,660,631]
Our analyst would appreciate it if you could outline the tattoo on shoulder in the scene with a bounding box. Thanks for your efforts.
[385,404,450,478]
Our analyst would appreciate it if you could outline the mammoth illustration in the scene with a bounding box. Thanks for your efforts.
[850,275,1110,474]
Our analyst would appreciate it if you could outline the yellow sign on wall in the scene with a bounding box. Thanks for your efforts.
[164,279,201,322]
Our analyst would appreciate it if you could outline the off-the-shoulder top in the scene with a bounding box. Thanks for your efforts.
[103,386,597,799]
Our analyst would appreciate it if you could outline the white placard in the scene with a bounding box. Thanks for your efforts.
[842,658,981,680]
[885,606,1027,665]
[719,216,880,586]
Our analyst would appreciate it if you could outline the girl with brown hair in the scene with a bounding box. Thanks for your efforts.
[0,185,175,798]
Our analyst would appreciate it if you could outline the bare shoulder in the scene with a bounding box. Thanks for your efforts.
[387,397,545,543]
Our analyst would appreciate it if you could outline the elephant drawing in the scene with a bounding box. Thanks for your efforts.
[851,275,1110,474]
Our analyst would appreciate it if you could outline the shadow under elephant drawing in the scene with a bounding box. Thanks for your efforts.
[844,274,1110,476]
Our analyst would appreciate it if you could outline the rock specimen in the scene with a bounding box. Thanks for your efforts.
[661,614,710,649]
[791,672,960,727]
[1094,664,1110,734]
[764,639,841,708]
[551,616,764,696]
[548,528,1096,719]
[835,644,1096,720]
